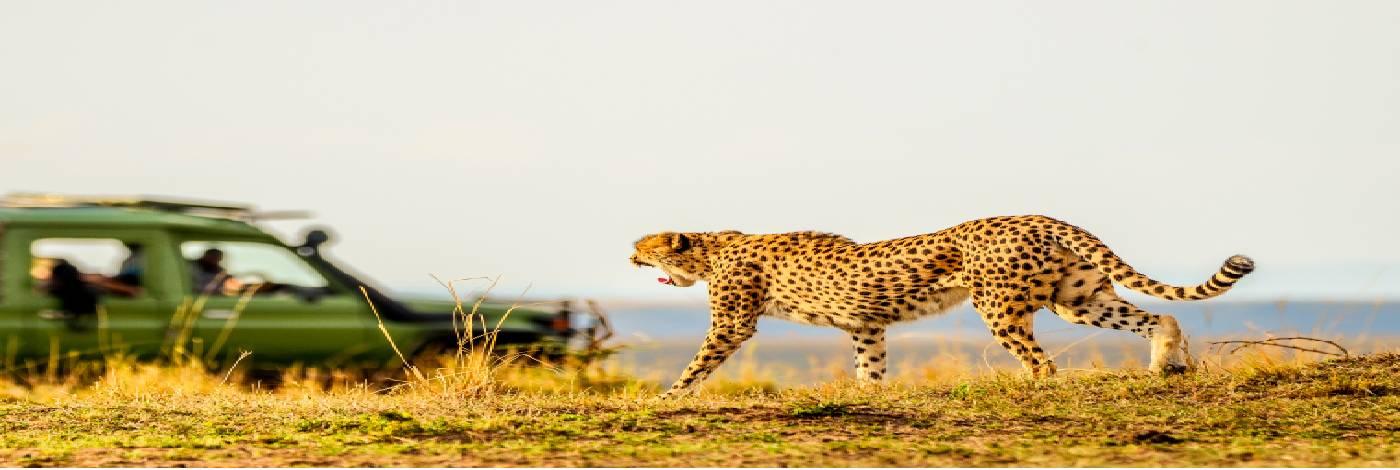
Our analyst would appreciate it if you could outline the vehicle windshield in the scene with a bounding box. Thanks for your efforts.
[181,241,329,296]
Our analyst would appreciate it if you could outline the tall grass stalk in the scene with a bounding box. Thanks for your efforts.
[362,277,556,398]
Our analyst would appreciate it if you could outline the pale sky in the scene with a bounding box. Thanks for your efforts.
[3,1,1398,302]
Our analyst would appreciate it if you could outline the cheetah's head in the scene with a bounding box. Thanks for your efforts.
[630,232,709,288]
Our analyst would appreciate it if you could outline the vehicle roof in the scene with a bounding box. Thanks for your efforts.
[0,206,269,236]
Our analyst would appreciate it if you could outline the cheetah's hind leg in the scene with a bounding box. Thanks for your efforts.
[1050,292,1191,375]
[972,289,1056,378]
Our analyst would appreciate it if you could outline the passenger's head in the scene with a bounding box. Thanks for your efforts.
[197,248,224,269]
[48,259,82,288]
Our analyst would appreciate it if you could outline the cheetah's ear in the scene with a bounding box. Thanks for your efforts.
[669,233,692,253]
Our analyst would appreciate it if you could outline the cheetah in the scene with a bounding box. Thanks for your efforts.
[629,215,1254,397]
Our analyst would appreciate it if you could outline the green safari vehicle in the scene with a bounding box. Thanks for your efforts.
[0,194,592,369]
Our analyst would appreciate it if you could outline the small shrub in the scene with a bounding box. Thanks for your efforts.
[789,400,853,418]
[948,382,978,400]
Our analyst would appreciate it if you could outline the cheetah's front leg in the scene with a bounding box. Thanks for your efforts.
[845,326,887,382]
[662,274,763,398]
[662,321,755,398]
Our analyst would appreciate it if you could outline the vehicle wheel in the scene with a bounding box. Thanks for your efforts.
[246,368,286,389]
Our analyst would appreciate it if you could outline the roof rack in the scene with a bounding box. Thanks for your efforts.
[0,193,309,221]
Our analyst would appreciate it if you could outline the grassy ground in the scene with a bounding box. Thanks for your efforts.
[0,352,1395,467]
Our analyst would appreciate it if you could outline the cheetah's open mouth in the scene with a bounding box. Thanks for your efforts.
[658,276,676,285]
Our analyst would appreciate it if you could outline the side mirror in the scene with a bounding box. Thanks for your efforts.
[303,229,331,249]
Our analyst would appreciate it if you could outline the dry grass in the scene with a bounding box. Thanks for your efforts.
[0,285,1394,466]
[0,344,1396,466]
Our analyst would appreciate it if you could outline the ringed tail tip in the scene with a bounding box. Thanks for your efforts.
[1225,255,1255,275]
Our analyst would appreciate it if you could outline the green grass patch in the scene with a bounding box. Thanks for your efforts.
[0,354,1396,466]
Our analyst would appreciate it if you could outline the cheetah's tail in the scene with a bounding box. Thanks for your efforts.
[1049,221,1254,301]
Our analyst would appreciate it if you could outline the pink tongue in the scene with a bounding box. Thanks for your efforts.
[657,277,671,284]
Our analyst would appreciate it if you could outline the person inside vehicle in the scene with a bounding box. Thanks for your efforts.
[113,242,143,288]
[84,242,144,297]
[47,259,99,318]
[189,247,299,297]
[191,246,317,297]
[191,248,229,295]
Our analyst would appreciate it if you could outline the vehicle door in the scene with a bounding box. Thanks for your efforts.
[175,239,374,365]
[2,228,177,364]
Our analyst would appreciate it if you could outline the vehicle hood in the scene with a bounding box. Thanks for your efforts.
[398,298,554,320]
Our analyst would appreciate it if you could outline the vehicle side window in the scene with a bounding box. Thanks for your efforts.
[30,238,146,299]
[180,241,329,296]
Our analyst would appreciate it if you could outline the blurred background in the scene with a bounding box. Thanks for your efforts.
[4,1,1397,379]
